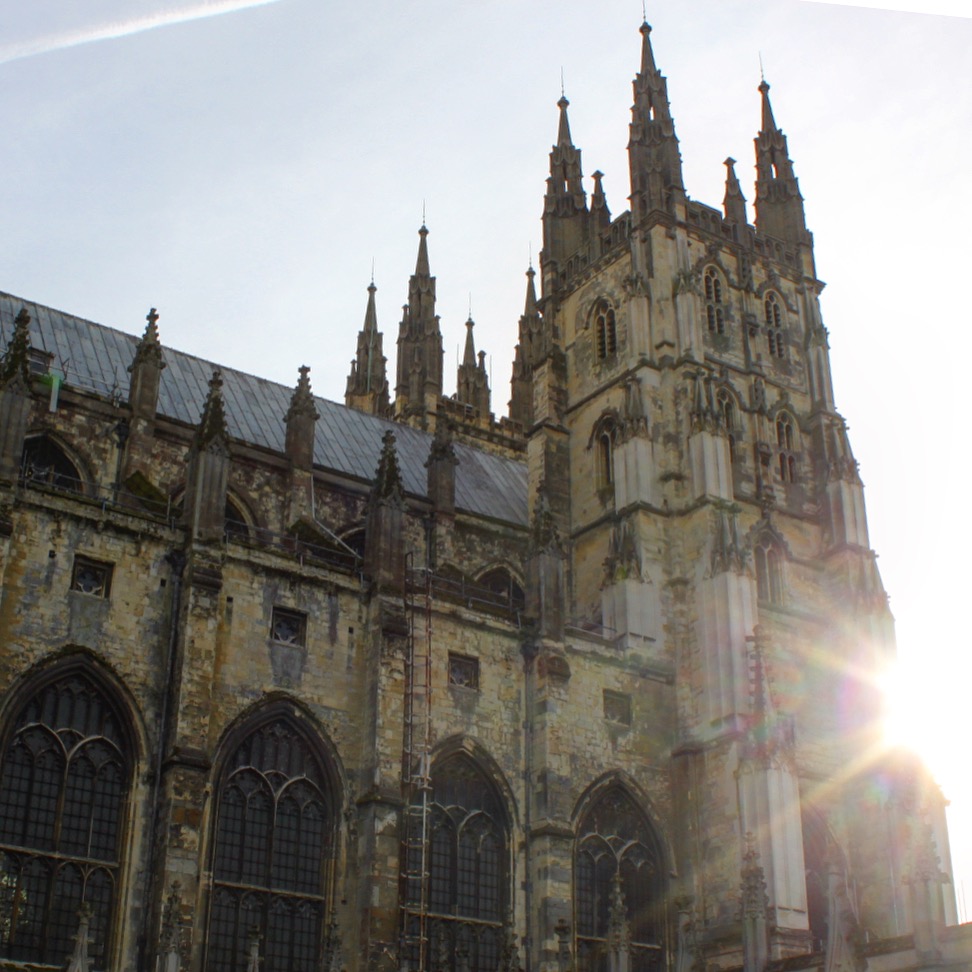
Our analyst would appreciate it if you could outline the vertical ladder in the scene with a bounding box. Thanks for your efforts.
[400,557,434,969]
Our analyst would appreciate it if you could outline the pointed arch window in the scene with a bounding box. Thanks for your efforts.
[754,534,784,605]
[476,567,526,614]
[765,292,785,359]
[403,754,508,971]
[224,498,250,542]
[21,435,83,494]
[0,668,133,968]
[704,268,726,335]
[575,786,664,972]
[776,412,797,483]
[801,812,831,953]
[594,301,618,360]
[715,388,738,464]
[206,717,336,972]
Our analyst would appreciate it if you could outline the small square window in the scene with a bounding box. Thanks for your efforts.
[448,653,479,690]
[71,556,113,598]
[271,607,306,646]
[603,690,632,726]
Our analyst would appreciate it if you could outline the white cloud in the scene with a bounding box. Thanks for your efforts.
[0,0,283,66]
[801,0,971,17]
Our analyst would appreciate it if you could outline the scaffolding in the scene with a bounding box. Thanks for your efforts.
[400,555,434,970]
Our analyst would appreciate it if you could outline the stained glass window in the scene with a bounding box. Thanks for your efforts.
[0,669,131,968]
[206,718,333,972]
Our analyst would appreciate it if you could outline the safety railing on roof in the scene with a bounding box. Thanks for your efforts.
[406,567,523,625]
[18,469,364,577]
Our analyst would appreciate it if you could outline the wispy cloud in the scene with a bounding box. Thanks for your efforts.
[801,0,971,17]
[0,0,285,67]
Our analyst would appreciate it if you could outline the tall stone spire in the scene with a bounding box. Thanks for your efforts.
[541,95,590,286]
[628,20,685,222]
[753,80,809,245]
[455,315,491,417]
[395,225,443,427]
[346,280,389,416]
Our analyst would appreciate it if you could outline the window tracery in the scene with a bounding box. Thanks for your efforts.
[575,786,664,972]
[0,668,132,968]
[403,754,508,971]
[206,717,334,972]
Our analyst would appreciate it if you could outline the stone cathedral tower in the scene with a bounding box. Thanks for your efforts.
[0,17,966,972]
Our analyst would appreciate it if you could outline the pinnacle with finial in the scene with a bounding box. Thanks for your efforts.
[0,307,32,387]
[195,369,229,446]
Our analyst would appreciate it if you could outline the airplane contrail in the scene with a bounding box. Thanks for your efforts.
[0,0,286,67]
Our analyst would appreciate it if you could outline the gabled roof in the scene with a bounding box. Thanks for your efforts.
[0,292,528,527]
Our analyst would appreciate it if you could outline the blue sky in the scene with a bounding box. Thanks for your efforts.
[1,0,970,916]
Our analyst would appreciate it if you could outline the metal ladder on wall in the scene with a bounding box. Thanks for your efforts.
[400,554,434,970]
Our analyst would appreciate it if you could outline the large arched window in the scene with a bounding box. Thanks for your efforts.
[0,667,133,968]
[403,753,508,971]
[21,435,83,494]
[476,567,526,614]
[575,785,664,972]
[704,267,726,335]
[207,716,336,972]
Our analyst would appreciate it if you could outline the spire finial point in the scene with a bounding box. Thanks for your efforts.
[561,66,565,98]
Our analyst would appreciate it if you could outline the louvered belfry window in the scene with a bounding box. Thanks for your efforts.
[207,717,333,972]
[575,786,664,972]
[0,670,132,968]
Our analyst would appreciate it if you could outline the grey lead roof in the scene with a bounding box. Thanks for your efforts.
[0,292,528,527]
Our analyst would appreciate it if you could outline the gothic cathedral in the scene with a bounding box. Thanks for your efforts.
[0,18,966,972]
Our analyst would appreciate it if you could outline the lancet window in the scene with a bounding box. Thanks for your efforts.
[704,267,726,335]
[575,786,664,972]
[765,292,785,359]
[754,534,784,605]
[402,754,508,971]
[715,388,738,463]
[776,412,797,483]
[0,666,133,968]
[594,301,618,360]
[206,716,335,972]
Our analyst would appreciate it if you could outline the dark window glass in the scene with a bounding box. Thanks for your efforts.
[0,671,131,968]
[402,754,507,971]
[575,787,664,972]
[21,436,83,493]
[206,718,333,972]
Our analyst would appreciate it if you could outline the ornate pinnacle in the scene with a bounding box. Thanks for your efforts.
[286,365,320,421]
[0,308,32,388]
[373,430,404,502]
[195,370,229,447]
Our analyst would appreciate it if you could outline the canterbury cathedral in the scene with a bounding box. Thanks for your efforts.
[0,18,968,972]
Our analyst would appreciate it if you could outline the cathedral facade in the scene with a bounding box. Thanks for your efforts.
[0,19,967,972]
